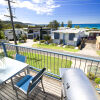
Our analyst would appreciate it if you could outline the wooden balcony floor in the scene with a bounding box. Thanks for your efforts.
[0,71,61,100]
[0,70,100,100]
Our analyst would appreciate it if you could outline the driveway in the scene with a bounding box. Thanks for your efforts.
[77,43,99,57]
[9,39,35,48]
[19,39,34,47]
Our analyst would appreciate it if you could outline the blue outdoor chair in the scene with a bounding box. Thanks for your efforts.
[15,54,26,63]
[96,88,100,94]
[14,68,46,99]
[15,54,27,76]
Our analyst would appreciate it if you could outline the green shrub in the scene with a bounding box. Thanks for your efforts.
[40,40,46,43]
[50,43,57,46]
[33,38,37,42]
[44,36,51,41]
[0,31,5,39]
[87,72,97,80]
[19,34,27,43]
[48,39,53,43]
[60,39,63,44]
[65,45,75,49]
[36,35,39,40]
[95,78,100,84]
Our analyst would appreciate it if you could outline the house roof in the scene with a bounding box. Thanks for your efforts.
[4,29,24,31]
[89,31,100,33]
[52,28,85,34]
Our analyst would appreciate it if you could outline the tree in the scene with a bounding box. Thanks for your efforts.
[48,20,59,29]
[0,20,4,31]
[15,24,23,28]
[92,27,97,29]
[0,31,5,39]
[75,25,80,29]
[67,20,72,28]
[61,22,64,27]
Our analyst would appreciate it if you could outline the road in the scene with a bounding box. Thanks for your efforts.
[7,39,100,60]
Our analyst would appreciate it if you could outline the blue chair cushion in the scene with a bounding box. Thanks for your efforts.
[96,88,100,91]
[16,54,26,63]
[28,78,41,92]
[15,75,34,93]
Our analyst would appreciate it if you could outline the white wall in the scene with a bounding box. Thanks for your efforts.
[51,32,81,46]
[53,39,60,44]
[4,29,26,40]
[65,33,77,46]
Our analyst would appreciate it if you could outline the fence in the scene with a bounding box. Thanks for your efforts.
[0,43,100,79]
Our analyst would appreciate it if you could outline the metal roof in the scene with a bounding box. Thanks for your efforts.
[52,28,85,34]
[89,31,100,33]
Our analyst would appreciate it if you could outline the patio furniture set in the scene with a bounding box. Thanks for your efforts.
[0,54,46,99]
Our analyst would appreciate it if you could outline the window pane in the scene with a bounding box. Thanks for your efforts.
[69,33,75,40]
[54,33,60,39]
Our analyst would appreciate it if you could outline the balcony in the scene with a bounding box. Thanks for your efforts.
[0,71,61,100]
[0,43,100,99]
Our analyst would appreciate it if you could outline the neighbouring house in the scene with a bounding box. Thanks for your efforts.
[51,28,86,46]
[0,39,9,43]
[28,27,54,40]
[87,31,100,40]
[40,27,55,39]
[96,36,100,49]
[28,27,42,39]
[4,29,27,40]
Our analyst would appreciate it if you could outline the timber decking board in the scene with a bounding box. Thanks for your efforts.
[0,71,61,100]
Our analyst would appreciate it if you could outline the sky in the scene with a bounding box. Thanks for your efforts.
[0,0,100,24]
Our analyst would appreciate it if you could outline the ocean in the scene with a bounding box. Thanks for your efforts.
[63,24,100,29]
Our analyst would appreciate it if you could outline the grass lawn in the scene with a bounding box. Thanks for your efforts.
[1,50,72,75]
[17,42,23,45]
[97,51,100,56]
[32,43,79,52]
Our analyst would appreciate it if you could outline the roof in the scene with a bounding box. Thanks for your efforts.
[4,29,24,31]
[52,28,85,34]
[89,31,100,33]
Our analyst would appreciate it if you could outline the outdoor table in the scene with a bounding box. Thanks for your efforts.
[59,68,69,78]
[0,57,29,87]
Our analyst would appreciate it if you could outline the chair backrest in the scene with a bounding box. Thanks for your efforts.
[15,54,26,63]
[28,68,46,93]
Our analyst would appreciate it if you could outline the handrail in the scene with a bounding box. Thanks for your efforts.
[3,43,100,62]
[1,42,100,78]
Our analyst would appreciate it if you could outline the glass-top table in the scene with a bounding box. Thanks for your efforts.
[0,57,29,84]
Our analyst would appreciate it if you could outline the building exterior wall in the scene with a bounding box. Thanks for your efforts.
[52,33,77,46]
[65,33,77,46]
[4,29,26,40]
[53,39,60,44]
[51,30,85,46]
[28,27,41,39]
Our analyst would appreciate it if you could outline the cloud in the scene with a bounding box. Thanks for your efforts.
[0,0,60,15]
[0,8,10,20]
[0,0,7,6]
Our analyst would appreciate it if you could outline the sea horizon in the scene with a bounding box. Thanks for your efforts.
[36,23,100,29]
[63,24,100,29]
